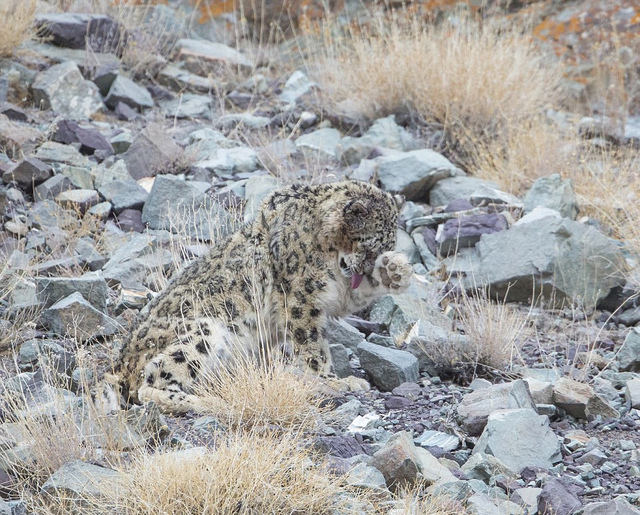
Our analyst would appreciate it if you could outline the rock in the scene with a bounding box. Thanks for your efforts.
[345,463,387,492]
[339,115,410,165]
[370,431,455,488]
[329,344,350,378]
[0,102,28,122]
[469,185,523,208]
[295,128,342,160]
[326,318,366,352]
[35,141,89,167]
[582,497,640,515]
[414,430,459,452]
[110,129,133,154]
[552,377,619,419]
[511,487,542,514]
[524,174,578,220]
[466,492,522,515]
[52,119,113,156]
[243,174,279,223]
[215,113,270,131]
[157,64,213,93]
[2,158,52,189]
[537,478,582,515]
[475,216,625,310]
[74,238,107,270]
[429,176,500,207]
[0,115,43,159]
[160,93,214,120]
[105,75,154,110]
[194,147,259,177]
[173,39,253,70]
[436,213,508,256]
[35,273,109,312]
[473,409,562,473]
[625,378,640,409]
[55,189,100,214]
[122,125,183,180]
[522,377,554,405]
[40,292,118,341]
[98,179,148,213]
[41,460,123,505]
[278,70,317,104]
[457,379,537,436]
[34,13,124,52]
[374,149,463,202]
[618,328,640,372]
[18,338,75,375]
[461,452,517,482]
[357,341,419,391]
[31,61,104,120]
[34,174,73,201]
[141,174,232,241]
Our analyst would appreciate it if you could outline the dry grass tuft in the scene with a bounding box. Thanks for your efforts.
[456,292,531,372]
[0,0,36,58]
[309,14,563,156]
[196,353,325,431]
[111,430,347,515]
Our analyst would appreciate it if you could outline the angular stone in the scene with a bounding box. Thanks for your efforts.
[339,115,409,165]
[160,93,214,120]
[357,341,419,391]
[374,149,463,202]
[552,377,619,419]
[18,338,75,375]
[436,213,508,256]
[0,115,42,159]
[537,478,582,515]
[55,189,100,214]
[329,344,350,379]
[473,409,562,473]
[345,463,387,492]
[625,379,640,409]
[475,216,625,310]
[98,179,148,213]
[35,13,123,52]
[174,38,253,70]
[141,174,232,241]
[326,318,366,352]
[243,174,279,223]
[2,158,52,189]
[457,379,537,436]
[41,460,123,503]
[115,208,144,233]
[194,147,259,177]
[295,128,342,160]
[105,75,154,110]
[157,64,213,93]
[469,185,523,208]
[370,431,455,488]
[215,113,270,131]
[429,176,499,207]
[31,61,104,120]
[278,70,317,104]
[53,120,113,156]
[582,497,640,515]
[618,328,640,372]
[34,174,73,202]
[35,273,109,312]
[524,174,578,220]
[122,125,183,180]
[35,141,89,167]
[40,292,118,341]
[461,452,516,482]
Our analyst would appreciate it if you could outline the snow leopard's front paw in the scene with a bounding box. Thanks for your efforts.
[373,251,413,292]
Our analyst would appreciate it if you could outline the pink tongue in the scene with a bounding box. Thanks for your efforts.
[351,273,364,289]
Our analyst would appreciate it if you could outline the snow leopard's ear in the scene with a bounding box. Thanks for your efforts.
[393,194,405,211]
[343,199,368,229]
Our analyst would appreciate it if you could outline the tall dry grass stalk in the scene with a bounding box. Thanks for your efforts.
[456,292,531,372]
[0,0,36,57]
[309,14,563,154]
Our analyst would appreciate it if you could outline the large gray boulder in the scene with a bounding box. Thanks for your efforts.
[372,149,463,202]
[31,61,104,120]
[35,272,109,312]
[475,215,625,310]
[34,13,123,52]
[429,176,499,207]
[473,408,562,473]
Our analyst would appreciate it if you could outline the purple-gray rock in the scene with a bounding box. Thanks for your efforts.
[437,213,508,256]
[115,208,144,233]
[35,13,124,53]
[34,174,73,202]
[537,478,582,515]
[122,125,183,180]
[2,158,52,189]
[0,102,28,122]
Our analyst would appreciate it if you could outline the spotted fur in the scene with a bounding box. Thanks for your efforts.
[110,180,413,413]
